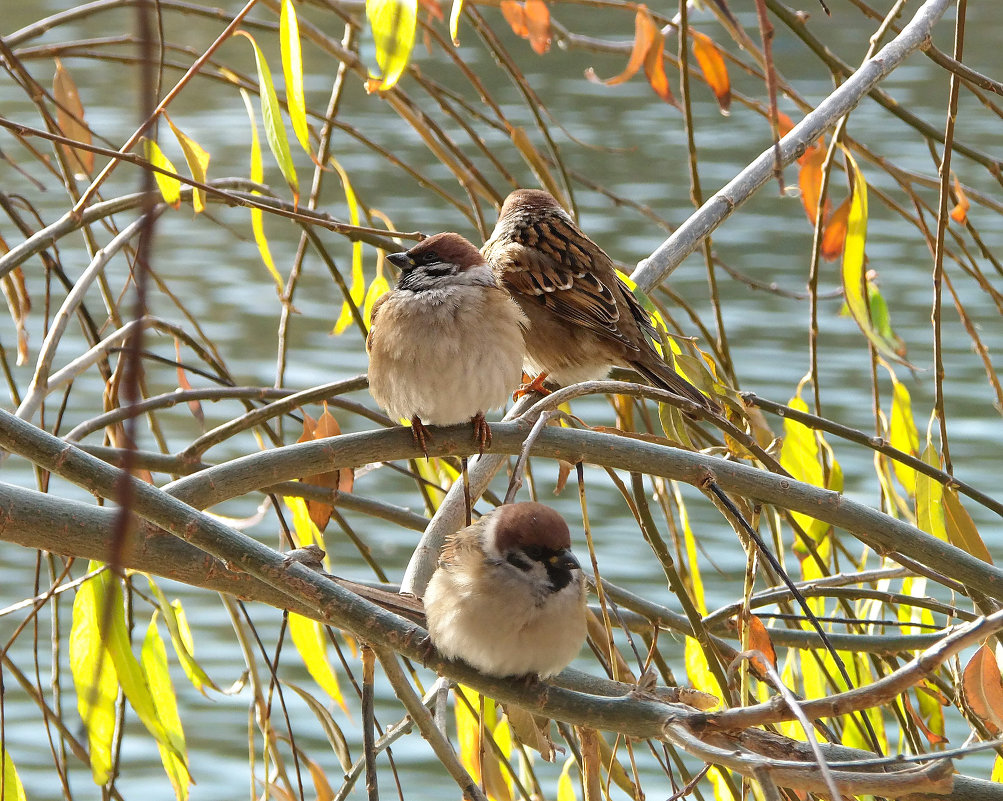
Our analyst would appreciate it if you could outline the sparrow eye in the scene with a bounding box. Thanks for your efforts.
[522,545,544,561]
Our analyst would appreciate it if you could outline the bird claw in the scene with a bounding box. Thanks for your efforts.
[410,415,432,459]
[471,412,492,454]
[513,372,552,400]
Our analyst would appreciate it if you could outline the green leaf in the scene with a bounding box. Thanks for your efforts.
[69,565,118,785]
[280,0,311,154]
[142,137,181,208]
[281,680,353,770]
[142,616,191,801]
[164,115,209,212]
[366,0,417,91]
[238,87,284,293]
[944,488,993,564]
[236,30,299,203]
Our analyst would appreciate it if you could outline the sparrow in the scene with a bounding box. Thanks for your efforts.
[367,232,528,454]
[482,189,718,412]
[422,502,587,679]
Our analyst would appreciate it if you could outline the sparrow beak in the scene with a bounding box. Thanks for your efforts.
[549,549,580,572]
[386,251,414,272]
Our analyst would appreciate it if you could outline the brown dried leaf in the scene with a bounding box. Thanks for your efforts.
[963,645,1003,734]
[418,0,443,21]
[691,32,731,112]
[53,59,93,177]
[504,705,556,761]
[298,404,354,531]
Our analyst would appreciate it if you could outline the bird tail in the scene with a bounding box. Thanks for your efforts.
[632,358,720,413]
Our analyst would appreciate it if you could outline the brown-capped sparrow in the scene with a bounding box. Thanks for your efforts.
[482,189,718,412]
[422,502,587,679]
[367,232,528,454]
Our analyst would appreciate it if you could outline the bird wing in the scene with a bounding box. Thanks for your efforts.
[365,292,389,353]
[487,213,643,353]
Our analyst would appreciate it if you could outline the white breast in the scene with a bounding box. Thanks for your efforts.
[367,280,527,425]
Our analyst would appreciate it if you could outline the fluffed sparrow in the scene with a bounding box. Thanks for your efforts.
[367,232,528,453]
[482,189,718,411]
[422,502,587,679]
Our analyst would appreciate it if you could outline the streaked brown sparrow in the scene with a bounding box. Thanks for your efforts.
[422,502,587,679]
[367,232,528,453]
[482,189,718,411]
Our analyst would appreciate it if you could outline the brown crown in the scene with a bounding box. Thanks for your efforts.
[498,188,565,220]
[406,232,485,270]
[489,502,573,552]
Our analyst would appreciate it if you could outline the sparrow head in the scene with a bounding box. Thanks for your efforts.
[497,188,568,224]
[387,232,494,292]
[481,502,581,594]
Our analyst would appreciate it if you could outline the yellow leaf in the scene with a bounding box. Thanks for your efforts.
[887,370,919,494]
[142,138,181,208]
[142,617,191,801]
[944,487,992,564]
[454,686,511,801]
[449,0,464,44]
[146,577,218,694]
[366,0,417,91]
[330,158,365,335]
[236,30,299,203]
[779,396,831,547]
[364,275,390,328]
[556,756,577,801]
[237,87,284,293]
[915,442,946,542]
[288,613,347,711]
[70,565,118,784]
[165,115,210,213]
[0,748,27,801]
[280,0,310,155]
[285,495,326,552]
[841,151,904,362]
[53,58,93,177]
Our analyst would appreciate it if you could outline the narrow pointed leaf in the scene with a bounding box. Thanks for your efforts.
[236,31,299,203]
[70,566,118,784]
[585,6,656,87]
[142,617,191,801]
[915,442,946,541]
[330,158,365,335]
[820,196,850,260]
[0,748,27,801]
[280,0,311,155]
[53,59,93,177]
[691,32,731,112]
[164,115,209,213]
[366,0,417,91]
[841,152,906,362]
[949,175,970,224]
[963,645,1003,734]
[142,138,182,208]
[644,30,677,107]
[288,612,348,711]
[449,0,465,43]
[500,1,528,37]
[888,371,919,494]
[944,488,992,564]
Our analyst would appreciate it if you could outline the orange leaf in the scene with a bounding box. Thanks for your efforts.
[298,404,354,531]
[820,197,850,261]
[797,144,829,224]
[950,175,970,224]
[776,111,796,138]
[746,615,776,676]
[524,0,551,55]
[644,30,678,107]
[585,5,657,87]
[901,691,949,746]
[691,32,730,112]
[53,59,94,178]
[174,339,204,426]
[500,1,528,37]
[418,0,444,21]
[963,645,1003,735]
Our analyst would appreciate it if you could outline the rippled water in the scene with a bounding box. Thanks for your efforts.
[2,1,1002,797]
